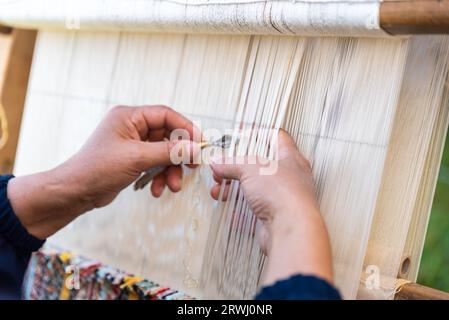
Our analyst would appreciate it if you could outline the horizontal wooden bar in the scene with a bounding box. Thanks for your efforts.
[380,0,449,34]
[1,1,448,36]
[395,282,449,300]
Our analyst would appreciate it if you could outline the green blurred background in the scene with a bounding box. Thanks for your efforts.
[418,130,449,291]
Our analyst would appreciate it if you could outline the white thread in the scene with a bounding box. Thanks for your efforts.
[0,0,386,37]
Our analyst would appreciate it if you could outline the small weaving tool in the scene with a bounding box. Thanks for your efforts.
[133,134,235,191]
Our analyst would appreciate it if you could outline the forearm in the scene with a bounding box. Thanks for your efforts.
[1,175,46,299]
[5,105,199,240]
[7,164,94,240]
[261,206,333,287]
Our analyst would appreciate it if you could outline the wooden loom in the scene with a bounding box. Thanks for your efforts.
[1,0,449,300]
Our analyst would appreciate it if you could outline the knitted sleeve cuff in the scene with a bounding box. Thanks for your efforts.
[0,175,45,253]
[255,274,342,300]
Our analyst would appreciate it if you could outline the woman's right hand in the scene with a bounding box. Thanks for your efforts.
[210,130,334,287]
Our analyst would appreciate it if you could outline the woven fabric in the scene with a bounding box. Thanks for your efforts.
[23,247,193,300]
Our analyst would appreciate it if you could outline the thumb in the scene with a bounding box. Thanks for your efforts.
[136,140,201,169]
[210,157,246,180]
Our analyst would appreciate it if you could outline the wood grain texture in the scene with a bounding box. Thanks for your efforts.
[380,0,449,34]
[0,29,36,174]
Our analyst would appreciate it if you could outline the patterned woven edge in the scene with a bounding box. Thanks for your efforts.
[23,246,195,300]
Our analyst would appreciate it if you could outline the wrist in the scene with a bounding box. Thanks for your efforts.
[0,175,45,252]
[7,166,93,239]
[270,200,321,235]
[263,204,333,287]
[50,160,97,211]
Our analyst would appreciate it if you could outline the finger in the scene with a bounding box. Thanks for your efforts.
[212,172,232,184]
[277,129,311,168]
[277,129,299,155]
[210,184,221,200]
[148,128,166,142]
[210,183,231,201]
[140,105,202,142]
[136,140,201,170]
[210,157,247,180]
[212,172,223,183]
[165,165,182,193]
[185,140,201,168]
[150,172,166,197]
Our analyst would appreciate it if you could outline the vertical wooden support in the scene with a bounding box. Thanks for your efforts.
[0,28,36,174]
[400,63,449,282]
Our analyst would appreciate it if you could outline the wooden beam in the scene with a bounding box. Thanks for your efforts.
[0,29,36,174]
[380,0,449,35]
[395,282,449,300]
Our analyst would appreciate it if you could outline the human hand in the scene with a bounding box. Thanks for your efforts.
[60,105,201,206]
[210,130,333,285]
[210,131,319,252]
[8,105,200,239]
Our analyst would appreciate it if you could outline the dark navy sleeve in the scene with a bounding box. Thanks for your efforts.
[255,274,342,300]
[0,175,45,299]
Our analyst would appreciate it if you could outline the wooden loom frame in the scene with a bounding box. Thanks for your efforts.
[0,27,36,174]
[1,0,449,300]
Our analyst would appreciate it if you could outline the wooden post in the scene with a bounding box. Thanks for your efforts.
[380,0,449,34]
[395,282,449,300]
[0,28,36,174]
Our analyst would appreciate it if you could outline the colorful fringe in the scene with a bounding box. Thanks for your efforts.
[23,247,194,300]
